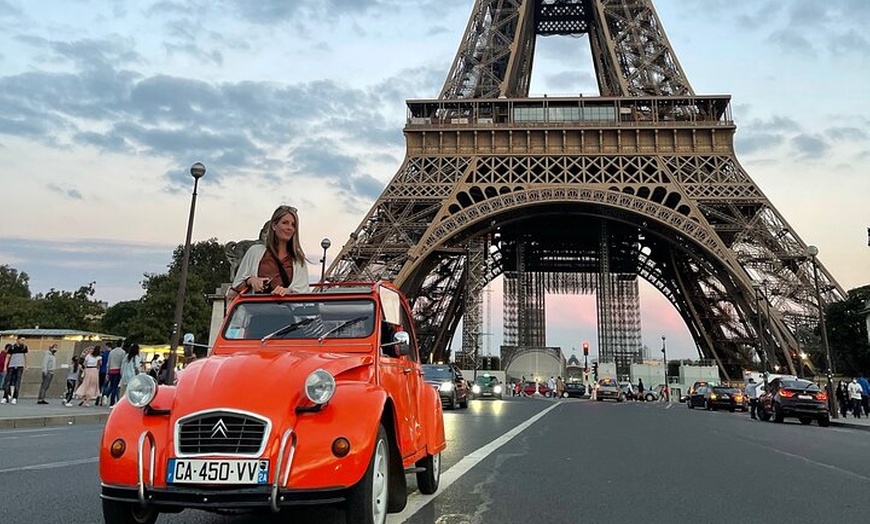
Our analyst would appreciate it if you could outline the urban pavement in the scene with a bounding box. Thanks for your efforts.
[2,394,870,431]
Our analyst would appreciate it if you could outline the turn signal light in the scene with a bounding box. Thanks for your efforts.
[815,392,828,401]
[332,437,351,458]
[110,439,127,458]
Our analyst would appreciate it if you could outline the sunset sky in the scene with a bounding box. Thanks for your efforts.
[1,0,868,359]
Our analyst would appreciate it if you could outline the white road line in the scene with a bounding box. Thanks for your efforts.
[0,457,98,474]
[388,402,562,523]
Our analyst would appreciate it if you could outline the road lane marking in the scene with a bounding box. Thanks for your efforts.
[0,457,98,474]
[388,402,562,523]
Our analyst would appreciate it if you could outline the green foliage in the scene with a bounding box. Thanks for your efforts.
[826,285,870,376]
[171,238,231,297]
[0,265,31,299]
[29,283,105,331]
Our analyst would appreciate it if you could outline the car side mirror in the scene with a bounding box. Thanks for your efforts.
[394,331,410,356]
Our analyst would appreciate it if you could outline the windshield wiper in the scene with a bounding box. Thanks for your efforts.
[261,317,317,344]
[318,316,368,343]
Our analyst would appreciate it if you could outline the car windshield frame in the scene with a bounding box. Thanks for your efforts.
[222,298,376,345]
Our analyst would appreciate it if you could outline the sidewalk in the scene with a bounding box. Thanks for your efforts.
[0,396,111,429]
[829,413,870,431]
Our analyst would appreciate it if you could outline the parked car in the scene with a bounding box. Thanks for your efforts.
[688,385,746,412]
[681,380,715,403]
[758,377,830,426]
[595,377,624,402]
[619,381,638,400]
[422,363,469,409]
[521,380,551,397]
[99,281,446,524]
[470,374,503,400]
[564,380,586,398]
[638,384,665,402]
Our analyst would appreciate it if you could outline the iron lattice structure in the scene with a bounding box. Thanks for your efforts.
[329,0,844,380]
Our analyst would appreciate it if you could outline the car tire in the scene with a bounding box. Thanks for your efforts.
[460,396,468,409]
[347,424,389,524]
[102,499,159,524]
[688,399,694,409]
[705,400,712,411]
[646,394,655,402]
[415,451,441,495]
[773,403,785,423]
[818,415,831,427]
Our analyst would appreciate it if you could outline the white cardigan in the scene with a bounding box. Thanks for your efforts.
[231,244,310,294]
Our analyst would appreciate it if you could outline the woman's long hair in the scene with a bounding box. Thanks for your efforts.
[126,344,140,362]
[265,206,306,264]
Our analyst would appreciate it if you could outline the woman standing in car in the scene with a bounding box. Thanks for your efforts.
[229,206,311,297]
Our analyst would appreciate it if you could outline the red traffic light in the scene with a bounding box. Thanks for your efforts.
[582,342,589,356]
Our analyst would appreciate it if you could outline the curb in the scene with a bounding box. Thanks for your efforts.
[829,419,870,431]
[0,413,110,429]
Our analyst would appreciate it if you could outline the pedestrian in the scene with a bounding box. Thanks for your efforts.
[746,378,759,419]
[556,376,565,399]
[637,378,645,398]
[0,344,9,396]
[120,343,143,396]
[227,205,311,299]
[858,375,870,418]
[847,378,863,418]
[547,376,556,398]
[96,343,111,406]
[105,342,126,407]
[75,346,102,407]
[1,336,28,405]
[37,344,58,404]
[64,356,81,406]
[836,381,849,417]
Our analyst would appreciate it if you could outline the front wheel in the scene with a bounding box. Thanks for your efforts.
[102,499,159,524]
[347,424,389,524]
[415,452,441,495]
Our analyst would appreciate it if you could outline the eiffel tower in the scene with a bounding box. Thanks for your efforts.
[329,0,845,380]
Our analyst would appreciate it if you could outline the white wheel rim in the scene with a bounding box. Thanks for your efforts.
[432,453,441,483]
[371,439,388,523]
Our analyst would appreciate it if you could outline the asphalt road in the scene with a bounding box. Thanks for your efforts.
[1,398,868,524]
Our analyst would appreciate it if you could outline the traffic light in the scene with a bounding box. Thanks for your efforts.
[582,342,589,356]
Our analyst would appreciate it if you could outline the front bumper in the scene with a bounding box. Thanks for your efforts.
[102,483,344,510]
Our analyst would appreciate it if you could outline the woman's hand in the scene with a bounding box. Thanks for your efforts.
[270,286,294,296]
[246,276,270,293]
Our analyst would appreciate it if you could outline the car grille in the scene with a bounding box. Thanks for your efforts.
[177,412,268,455]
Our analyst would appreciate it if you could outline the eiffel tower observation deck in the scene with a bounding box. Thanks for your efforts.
[328,0,845,381]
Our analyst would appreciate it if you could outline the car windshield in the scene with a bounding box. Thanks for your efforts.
[475,376,499,386]
[423,366,454,381]
[223,299,375,342]
[599,379,618,387]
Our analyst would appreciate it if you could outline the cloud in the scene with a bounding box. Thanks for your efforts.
[791,134,830,159]
[735,132,785,156]
[825,127,868,141]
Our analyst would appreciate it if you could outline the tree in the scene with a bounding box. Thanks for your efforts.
[826,285,870,376]
[170,238,232,297]
[0,265,31,299]
[30,283,105,331]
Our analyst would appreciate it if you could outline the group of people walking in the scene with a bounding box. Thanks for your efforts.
[835,377,869,419]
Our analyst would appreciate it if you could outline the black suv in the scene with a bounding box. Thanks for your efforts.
[422,364,469,409]
[758,377,830,426]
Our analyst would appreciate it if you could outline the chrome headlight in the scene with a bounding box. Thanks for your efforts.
[126,374,158,408]
[439,381,454,392]
[305,369,336,405]
[472,384,481,394]
[494,385,502,394]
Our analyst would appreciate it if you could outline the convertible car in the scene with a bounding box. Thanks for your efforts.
[100,281,446,524]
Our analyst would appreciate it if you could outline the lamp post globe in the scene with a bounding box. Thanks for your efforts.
[319,238,332,283]
[167,162,206,386]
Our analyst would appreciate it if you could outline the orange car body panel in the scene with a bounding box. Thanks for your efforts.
[100,281,446,500]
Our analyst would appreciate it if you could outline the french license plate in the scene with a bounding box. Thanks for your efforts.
[798,394,812,400]
[167,458,270,485]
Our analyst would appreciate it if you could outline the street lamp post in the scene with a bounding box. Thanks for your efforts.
[166,162,206,386]
[807,245,837,418]
[661,335,668,401]
[752,282,770,388]
[319,238,332,283]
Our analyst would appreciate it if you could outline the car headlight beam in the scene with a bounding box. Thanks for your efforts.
[305,369,336,405]
[439,381,454,392]
[126,374,158,408]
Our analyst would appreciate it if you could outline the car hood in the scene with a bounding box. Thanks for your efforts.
[171,349,374,415]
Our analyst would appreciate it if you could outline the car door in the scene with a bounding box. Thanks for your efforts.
[377,287,420,457]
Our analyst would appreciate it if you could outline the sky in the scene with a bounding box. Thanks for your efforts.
[1,0,868,360]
